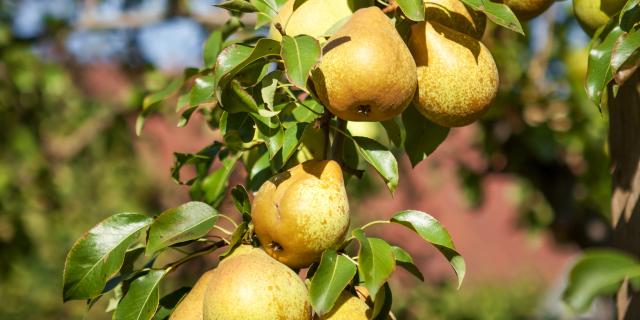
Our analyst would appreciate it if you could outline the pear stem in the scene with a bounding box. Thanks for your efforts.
[382,0,398,14]
[320,109,333,160]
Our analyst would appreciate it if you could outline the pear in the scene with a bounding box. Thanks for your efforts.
[425,0,486,39]
[169,270,215,320]
[203,245,312,320]
[320,291,369,320]
[502,0,555,20]
[311,7,417,122]
[270,0,352,41]
[252,160,349,268]
[408,21,498,127]
[574,0,626,35]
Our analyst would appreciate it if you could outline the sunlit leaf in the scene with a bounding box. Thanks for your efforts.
[402,105,449,167]
[587,25,624,107]
[63,213,152,301]
[281,35,321,89]
[114,270,165,320]
[458,0,523,34]
[352,136,398,193]
[309,250,358,315]
[204,31,223,68]
[353,229,395,298]
[391,246,424,281]
[396,0,425,21]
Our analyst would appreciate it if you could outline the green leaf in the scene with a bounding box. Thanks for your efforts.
[309,250,358,316]
[620,0,640,31]
[177,105,199,128]
[402,105,449,167]
[189,76,215,107]
[391,246,424,281]
[219,221,249,259]
[152,287,190,320]
[215,0,259,13]
[204,31,223,68]
[587,25,624,107]
[563,250,640,312]
[231,185,252,219]
[391,210,466,288]
[458,0,523,35]
[214,45,253,88]
[251,0,280,28]
[261,71,283,111]
[114,270,165,320]
[371,282,393,320]
[146,202,218,255]
[249,149,273,191]
[396,0,425,21]
[252,113,285,157]
[353,229,395,298]
[220,80,260,113]
[348,0,373,11]
[63,213,152,301]
[282,123,307,163]
[381,117,404,148]
[200,153,240,206]
[612,28,640,79]
[221,112,256,151]
[281,35,321,89]
[171,143,221,184]
[352,136,399,193]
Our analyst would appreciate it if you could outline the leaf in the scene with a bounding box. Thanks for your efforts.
[353,229,395,298]
[152,287,190,320]
[177,105,199,128]
[391,246,424,281]
[381,117,404,148]
[189,76,215,107]
[63,213,152,301]
[563,250,640,312]
[219,80,260,113]
[281,35,321,89]
[214,45,253,88]
[231,185,252,219]
[200,153,240,206]
[251,0,280,28]
[219,221,249,259]
[171,143,221,184]
[352,136,399,193]
[309,250,358,315]
[402,105,449,167]
[371,282,393,320]
[204,31,223,69]
[249,149,273,191]
[458,0,523,35]
[396,0,425,21]
[215,0,259,13]
[146,202,218,255]
[261,71,283,111]
[612,28,640,85]
[620,0,640,31]
[252,113,285,157]
[587,25,624,107]
[282,123,307,163]
[391,210,466,288]
[114,270,165,320]
[348,0,374,11]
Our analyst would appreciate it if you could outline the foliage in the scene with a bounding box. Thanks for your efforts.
[60,0,527,318]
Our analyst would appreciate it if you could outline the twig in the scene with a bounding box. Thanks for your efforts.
[382,0,399,14]
[331,119,347,162]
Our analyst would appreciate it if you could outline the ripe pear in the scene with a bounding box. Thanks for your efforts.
[502,0,555,20]
[203,245,311,320]
[269,0,352,41]
[169,270,215,320]
[425,0,486,39]
[252,160,349,268]
[320,291,369,320]
[311,7,417,122]
[408,21,499,127]
[573,0,626,35]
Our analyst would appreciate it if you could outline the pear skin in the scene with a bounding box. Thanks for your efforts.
[503,0,555,20]
[573,0,626,35]
[408,21,498,127]
[270,0,352,41]
[203,246,311,320]
[425,0,486,39]
[169,270,215,320]
[320,291,369,320]
[252,160,349,268]
[311,7,417,122]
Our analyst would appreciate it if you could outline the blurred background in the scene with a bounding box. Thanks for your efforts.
[0,0,613,319]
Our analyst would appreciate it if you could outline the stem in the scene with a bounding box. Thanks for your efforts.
[320,109,333,160]
[341,253,358,266]
[331,119,347,161]
[360,220,391,230]
[214,225,233,236]
[218,214,238,228]
[382,0,398,14]
[164,242,225,272]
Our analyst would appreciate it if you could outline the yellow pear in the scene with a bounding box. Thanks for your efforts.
[408,21,499,127]
[311,7,417,122]
[269,0,352,41]
[169,270,215,320]
[502,0,555,20]
[320,291,369,320]
[252,160,349,268]
[573,0,626,35]
[425,0,486,39]
[203,245,311,320]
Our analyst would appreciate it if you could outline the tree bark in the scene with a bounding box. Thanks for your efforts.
[609,73,640,319]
